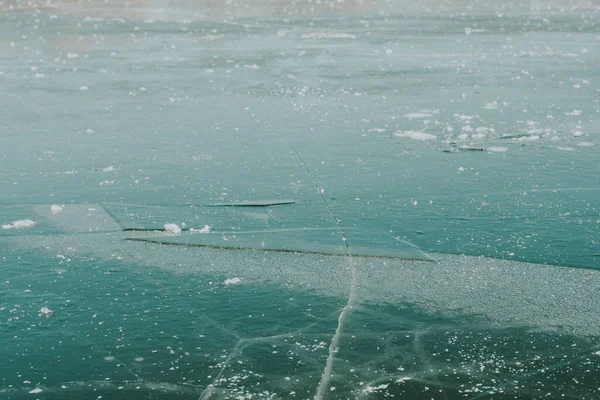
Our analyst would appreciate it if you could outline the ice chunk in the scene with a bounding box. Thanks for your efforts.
[29,388,43,394]
[51,204,63,214]
[224,277,242,285]
[394,131,436,141]
[40,307,53,317]
[189,225,211,234]
[164,223,182,234]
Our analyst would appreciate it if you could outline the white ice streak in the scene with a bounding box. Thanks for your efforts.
[394,131,436,141]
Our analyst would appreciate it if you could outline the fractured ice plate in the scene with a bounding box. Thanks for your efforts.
[125,228,433,260]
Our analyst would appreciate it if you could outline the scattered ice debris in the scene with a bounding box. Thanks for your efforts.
[565,110,582,116]
[190,225,211,234]
[40,307,53,317]
[164,223,182,234]
[51,204,63,214]
[394,130,436,141]
[29,388,43,394]
[99,180,115,186]
[487,146,508,153]
[224,277,242,285]
[2,219,37,230]
[404,112,433,119]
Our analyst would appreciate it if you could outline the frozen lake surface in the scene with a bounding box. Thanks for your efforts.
[1,1,600,398]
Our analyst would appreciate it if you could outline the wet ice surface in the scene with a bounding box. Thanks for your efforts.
[1,1,600,399]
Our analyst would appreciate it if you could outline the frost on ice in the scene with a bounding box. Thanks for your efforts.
[224,277,242,285]
[164,223,182,234]
[2,219,37,230]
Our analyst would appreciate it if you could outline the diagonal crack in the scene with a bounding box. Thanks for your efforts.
[290,146,357,400]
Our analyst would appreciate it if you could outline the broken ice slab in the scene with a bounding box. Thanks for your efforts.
[102,201,333,232]
[125,228,433,260]
[0,204,121,236]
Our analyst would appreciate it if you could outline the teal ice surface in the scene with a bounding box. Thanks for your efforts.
[1,4,600,399]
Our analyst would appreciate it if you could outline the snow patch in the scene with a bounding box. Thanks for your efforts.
[164,223,182,234]
[224,277,242,285]
[3,219,37,230]
[51,204,63,214]
[190,225,211,234]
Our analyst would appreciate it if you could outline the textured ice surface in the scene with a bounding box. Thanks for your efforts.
[1,2,599,399]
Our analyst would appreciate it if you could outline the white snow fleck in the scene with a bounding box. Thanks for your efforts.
[2,224,13,230]
[190,225,211,234]
[458,167,465,172]
[79,86,89,91]
[395,131,436,141]
[99,180,115,186]
[40,307,53,317]
[487,146,508,153]
[29,388,43,394]
[51,204,63,214]
[595,351,600,356]
[67,52,79,58]
[557,147,575,151]
[577,142,594,147]
[101,165,115,172]
[364,383,389,393]
[164,223,182,234]
[104,356,115,362]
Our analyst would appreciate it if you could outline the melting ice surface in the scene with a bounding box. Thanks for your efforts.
[1,1,600,399]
